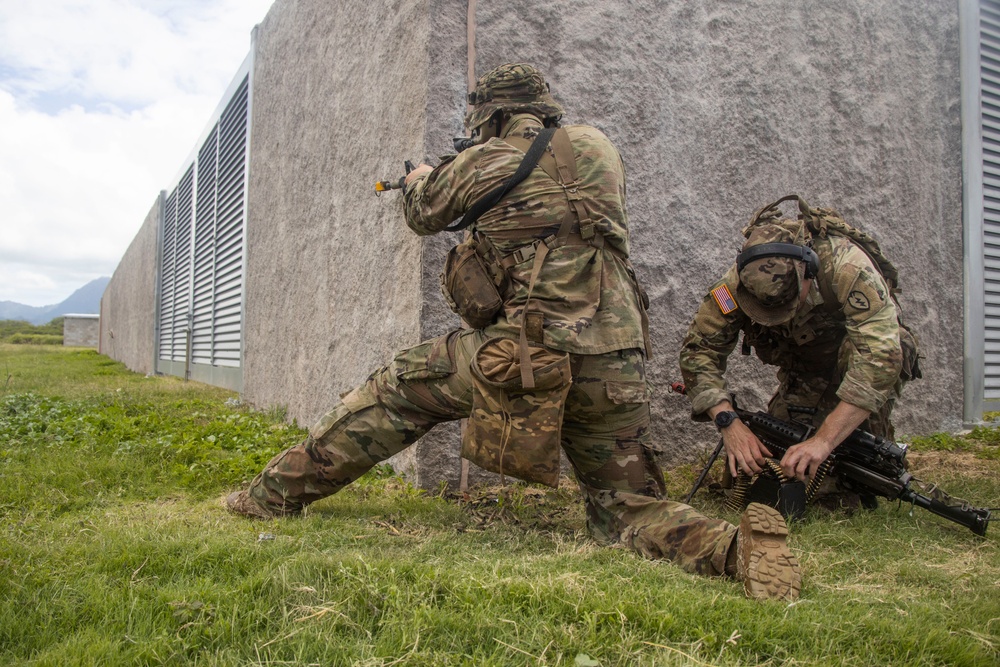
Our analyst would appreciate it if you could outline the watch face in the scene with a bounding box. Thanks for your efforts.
[715,411,736,429]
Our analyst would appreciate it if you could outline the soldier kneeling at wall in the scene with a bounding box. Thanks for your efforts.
[679,195,920,516]
[225,63,801,601]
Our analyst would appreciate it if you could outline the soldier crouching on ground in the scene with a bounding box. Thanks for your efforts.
[225,63,801,601]
[679,195,920,515]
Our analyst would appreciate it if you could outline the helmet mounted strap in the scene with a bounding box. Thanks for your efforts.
[737,242,819,279]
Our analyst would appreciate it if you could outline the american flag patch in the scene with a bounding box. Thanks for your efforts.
[711,284,738,314]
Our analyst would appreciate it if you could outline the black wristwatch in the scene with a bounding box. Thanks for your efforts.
[714,410,740,430]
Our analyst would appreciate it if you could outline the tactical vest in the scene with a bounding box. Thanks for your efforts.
[441,122,652,387]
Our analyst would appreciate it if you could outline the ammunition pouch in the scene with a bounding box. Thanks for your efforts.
[461,337,572,488]
[440,237,508,329]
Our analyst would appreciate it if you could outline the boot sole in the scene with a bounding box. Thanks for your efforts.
[738,503,801,601]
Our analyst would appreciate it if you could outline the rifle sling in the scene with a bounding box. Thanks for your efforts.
[444,128,556,232]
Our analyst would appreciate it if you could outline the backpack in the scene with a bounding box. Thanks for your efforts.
[743,194,922,381]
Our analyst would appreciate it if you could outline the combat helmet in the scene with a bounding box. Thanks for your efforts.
[735,219,818,326]
[465,63,565,131]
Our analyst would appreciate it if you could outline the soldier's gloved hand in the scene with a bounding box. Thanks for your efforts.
[780,438,835,482]
[723,420,773,478]
[404,163,434,186]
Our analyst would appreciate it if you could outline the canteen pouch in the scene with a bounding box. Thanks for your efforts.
[462,338,572,487]
[440,237,505,329]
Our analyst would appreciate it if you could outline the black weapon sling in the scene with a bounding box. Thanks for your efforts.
[444,127,556,232]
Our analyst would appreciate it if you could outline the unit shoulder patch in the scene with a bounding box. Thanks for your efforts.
[843,268,887,318]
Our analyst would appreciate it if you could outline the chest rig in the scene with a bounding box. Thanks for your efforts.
[442,125,651,388]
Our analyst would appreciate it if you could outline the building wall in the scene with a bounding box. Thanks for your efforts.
[468,0,963,462]
[63,316,100,348]
[242,0,433,442]
[104,0,965,489]
[99,196,160,374]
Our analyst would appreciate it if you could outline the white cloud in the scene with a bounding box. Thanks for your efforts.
[0,0,274,306]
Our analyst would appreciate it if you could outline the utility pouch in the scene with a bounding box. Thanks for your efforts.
[440,238,505,329]
[899,324,922,381]
[462,337,572,487]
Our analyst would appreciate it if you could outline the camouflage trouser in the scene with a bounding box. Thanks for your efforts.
[247,329,736,576]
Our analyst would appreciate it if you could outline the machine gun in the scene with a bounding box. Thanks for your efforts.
[731,408,991,536]
[675,385,993,536]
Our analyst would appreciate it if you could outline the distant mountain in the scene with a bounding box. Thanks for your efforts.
[0,301,46,323]
[0,277,111,325]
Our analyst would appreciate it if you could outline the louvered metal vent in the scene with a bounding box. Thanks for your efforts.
[158,190,177,362]
[212,76,249,368]
[158,166,193,363]
[981,0,1000,399]
[156,65,250,391]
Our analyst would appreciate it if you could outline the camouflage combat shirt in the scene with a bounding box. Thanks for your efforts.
[679,235,904,417]
[403,114,646,355]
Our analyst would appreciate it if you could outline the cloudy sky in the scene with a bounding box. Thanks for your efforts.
[0,0,275,307]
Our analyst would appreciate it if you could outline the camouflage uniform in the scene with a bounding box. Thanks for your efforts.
[240,71,739,577]
[680,228,905,445]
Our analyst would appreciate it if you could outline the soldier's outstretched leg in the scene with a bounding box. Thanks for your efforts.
[560,348,800,599]
[225,330,484,517]
[559,348,736,574]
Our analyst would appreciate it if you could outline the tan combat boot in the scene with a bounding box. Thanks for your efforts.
[735,502,801,601]
[224,490,280,519]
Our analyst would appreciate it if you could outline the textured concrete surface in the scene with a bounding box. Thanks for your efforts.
[99,197,160,374]
[246,0,965,486]
[104,0,966,490]
[63,315,100,348]
[471,0,963,464]
[242,0,430,439]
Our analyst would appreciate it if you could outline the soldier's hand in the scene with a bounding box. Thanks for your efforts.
[404,163,434,186]
[780,438,835,482]
[722,420,773,478]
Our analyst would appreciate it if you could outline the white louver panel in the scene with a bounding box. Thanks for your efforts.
[158,190,177,362]
[192,126,219,366]
[156,68,249,389]
[212,76,248,367]
[158,167,193,363]
[981,0,1000,398]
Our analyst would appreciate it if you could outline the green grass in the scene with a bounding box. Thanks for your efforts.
[1,344,998,666]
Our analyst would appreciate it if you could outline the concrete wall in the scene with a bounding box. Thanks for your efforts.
[103,0,964,489]
[243,0,962,486]
[242,0,432,449]
[468,0,963,462]
[99,196,160,374]
[63,315,100,348]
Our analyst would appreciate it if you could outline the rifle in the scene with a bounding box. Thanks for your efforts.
[690,406,993,536]
[374,160,416,195]
[374,131,497,195]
